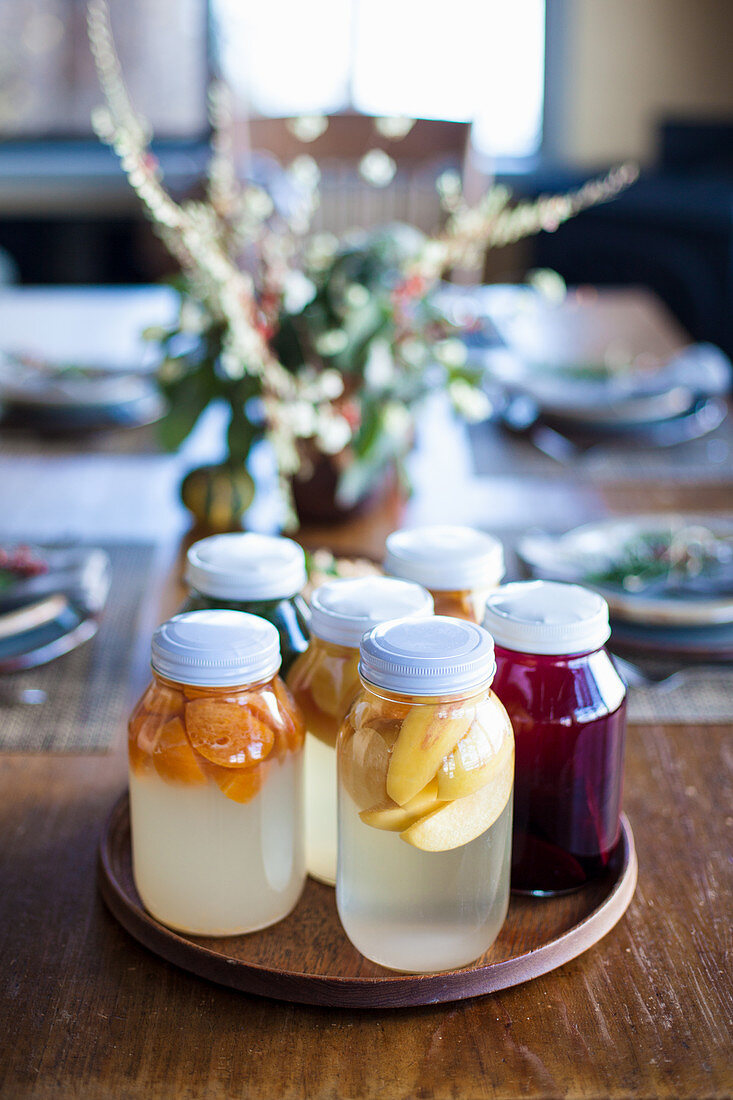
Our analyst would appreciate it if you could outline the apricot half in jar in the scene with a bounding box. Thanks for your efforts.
[185,699,275,767]
[272,679,306,754]
[202,759,267,804]
[153,717,207,785]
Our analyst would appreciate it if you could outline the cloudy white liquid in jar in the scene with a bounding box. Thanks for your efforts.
[337,789,512,972]
[304,731,338,885]
[129,755,304,936]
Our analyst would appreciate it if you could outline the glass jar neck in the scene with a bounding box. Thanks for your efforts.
[151,669,277,693]
[189,586,292,604]
[359,675,494,707]
[312,636,359,660]
[494,643,603,667]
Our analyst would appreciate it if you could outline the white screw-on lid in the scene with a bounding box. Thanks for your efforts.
[360,616,496,695]
[151,609,281,686]
[482,581,610,655]
[384,525,505,591]
[186,533,306,601]
[309,577,433,648]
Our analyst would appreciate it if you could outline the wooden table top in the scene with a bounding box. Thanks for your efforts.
[0,290,731,1099]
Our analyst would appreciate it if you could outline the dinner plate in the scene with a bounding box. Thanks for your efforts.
[0,391,165,432]
[0,545,111,670]
[517,514,733,627]
[545,396,727,443]
[0,594,100,672]
[609,618,733,662]
[0,346,165,432]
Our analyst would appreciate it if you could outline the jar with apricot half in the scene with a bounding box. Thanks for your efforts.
[286,577,433,886]
[128,610,305,936]
[336,616,514,973]
[384,525,505,622]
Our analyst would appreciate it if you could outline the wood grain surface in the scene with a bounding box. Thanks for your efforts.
[0,723,730,1098]
[0,289,731,1098]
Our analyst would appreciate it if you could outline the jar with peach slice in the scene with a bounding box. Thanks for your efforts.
[128,610,305,936]
[336,616,514,973]
[286,577,433,887]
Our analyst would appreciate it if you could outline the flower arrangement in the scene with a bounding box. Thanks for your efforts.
[87,0,637,529]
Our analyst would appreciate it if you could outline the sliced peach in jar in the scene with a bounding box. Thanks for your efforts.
[437,713,514,801]
[400,743,514,852]
[296,690,341,748]
[339,724,393,810]
[309,653,361,718]
[153,717,208,785]
[351,696,411,732]
[386,703,474,807]
[359,777,443,831]
[184,698,275,767]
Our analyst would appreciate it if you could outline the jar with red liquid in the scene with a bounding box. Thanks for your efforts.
[483,581,626,895]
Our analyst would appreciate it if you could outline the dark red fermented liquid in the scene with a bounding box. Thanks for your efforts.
[493,644,627,895]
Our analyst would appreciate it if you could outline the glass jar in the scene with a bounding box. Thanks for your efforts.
[484,581,627,896]
[182,533,309,675]
[128,609,305,935]
[384,524,505,621]
[287,577,433,887]
[337,616,514,973]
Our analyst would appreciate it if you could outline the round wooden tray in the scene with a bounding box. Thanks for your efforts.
[98,795,637,1008]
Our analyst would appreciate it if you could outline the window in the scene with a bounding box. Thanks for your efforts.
[0,0,209,139]
[214,0,545,159]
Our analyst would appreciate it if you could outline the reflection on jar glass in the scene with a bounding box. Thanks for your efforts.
[128,610,305,935]
[337,616,514,973]
[287,577,433,887]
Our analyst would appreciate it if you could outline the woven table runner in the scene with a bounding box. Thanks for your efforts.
[624,666,733,724]
[0,423,160,457]
[469,415,733,484]
[0,542,158,752]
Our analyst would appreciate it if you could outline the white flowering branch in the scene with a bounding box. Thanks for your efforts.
[87,0,638,527]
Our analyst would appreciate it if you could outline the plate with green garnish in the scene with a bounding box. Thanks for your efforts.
[517,515,733,627]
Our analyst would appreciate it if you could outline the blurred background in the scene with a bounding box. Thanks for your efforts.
[0,0,732,355]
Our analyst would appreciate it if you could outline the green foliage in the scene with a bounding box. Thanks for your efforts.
[148,226,484,515]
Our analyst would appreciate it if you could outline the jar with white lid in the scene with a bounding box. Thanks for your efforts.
[384,524,505,621]
[484,581,627,896]
[128,610,305,935]
[337,616,514,973]
[286,577,433,886]
[182,533,309,675]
